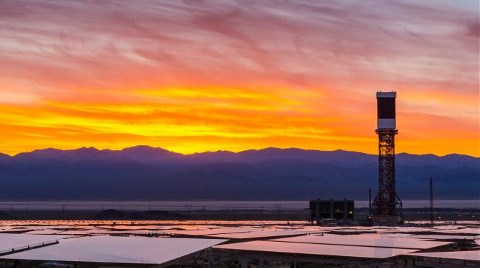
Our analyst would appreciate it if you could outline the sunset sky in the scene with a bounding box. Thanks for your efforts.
[0,0,478,156]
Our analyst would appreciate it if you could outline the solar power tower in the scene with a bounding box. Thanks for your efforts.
[372,91,403,222]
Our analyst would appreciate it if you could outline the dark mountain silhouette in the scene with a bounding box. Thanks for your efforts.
[0,146,478,200]
[121,145,183,165]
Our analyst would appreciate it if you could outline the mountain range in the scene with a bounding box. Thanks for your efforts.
[0,146,478,200]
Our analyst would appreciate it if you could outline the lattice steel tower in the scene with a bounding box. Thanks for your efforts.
[372,91,402,217]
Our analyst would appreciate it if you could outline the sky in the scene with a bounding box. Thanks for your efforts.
[0,0,478,156]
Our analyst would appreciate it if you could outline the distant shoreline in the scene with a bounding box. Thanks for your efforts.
[0,200,478,211]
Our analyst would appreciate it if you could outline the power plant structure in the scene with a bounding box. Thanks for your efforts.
[371,91,403,225]
[309,199,354,225]
[310,91,403,226]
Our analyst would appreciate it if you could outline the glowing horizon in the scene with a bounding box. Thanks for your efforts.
[1,0,479,157]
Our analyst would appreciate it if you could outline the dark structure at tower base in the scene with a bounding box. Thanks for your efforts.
[309,199,354,225]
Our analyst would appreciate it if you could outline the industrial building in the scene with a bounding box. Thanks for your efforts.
[309,199,354,225]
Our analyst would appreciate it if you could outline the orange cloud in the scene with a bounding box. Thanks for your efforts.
[0,0,478,156]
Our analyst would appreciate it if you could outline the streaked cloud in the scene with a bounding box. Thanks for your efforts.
[0,0,478,156]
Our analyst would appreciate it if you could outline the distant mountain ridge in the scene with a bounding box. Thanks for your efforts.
[0,146,478,200]
[4,146,479,170]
